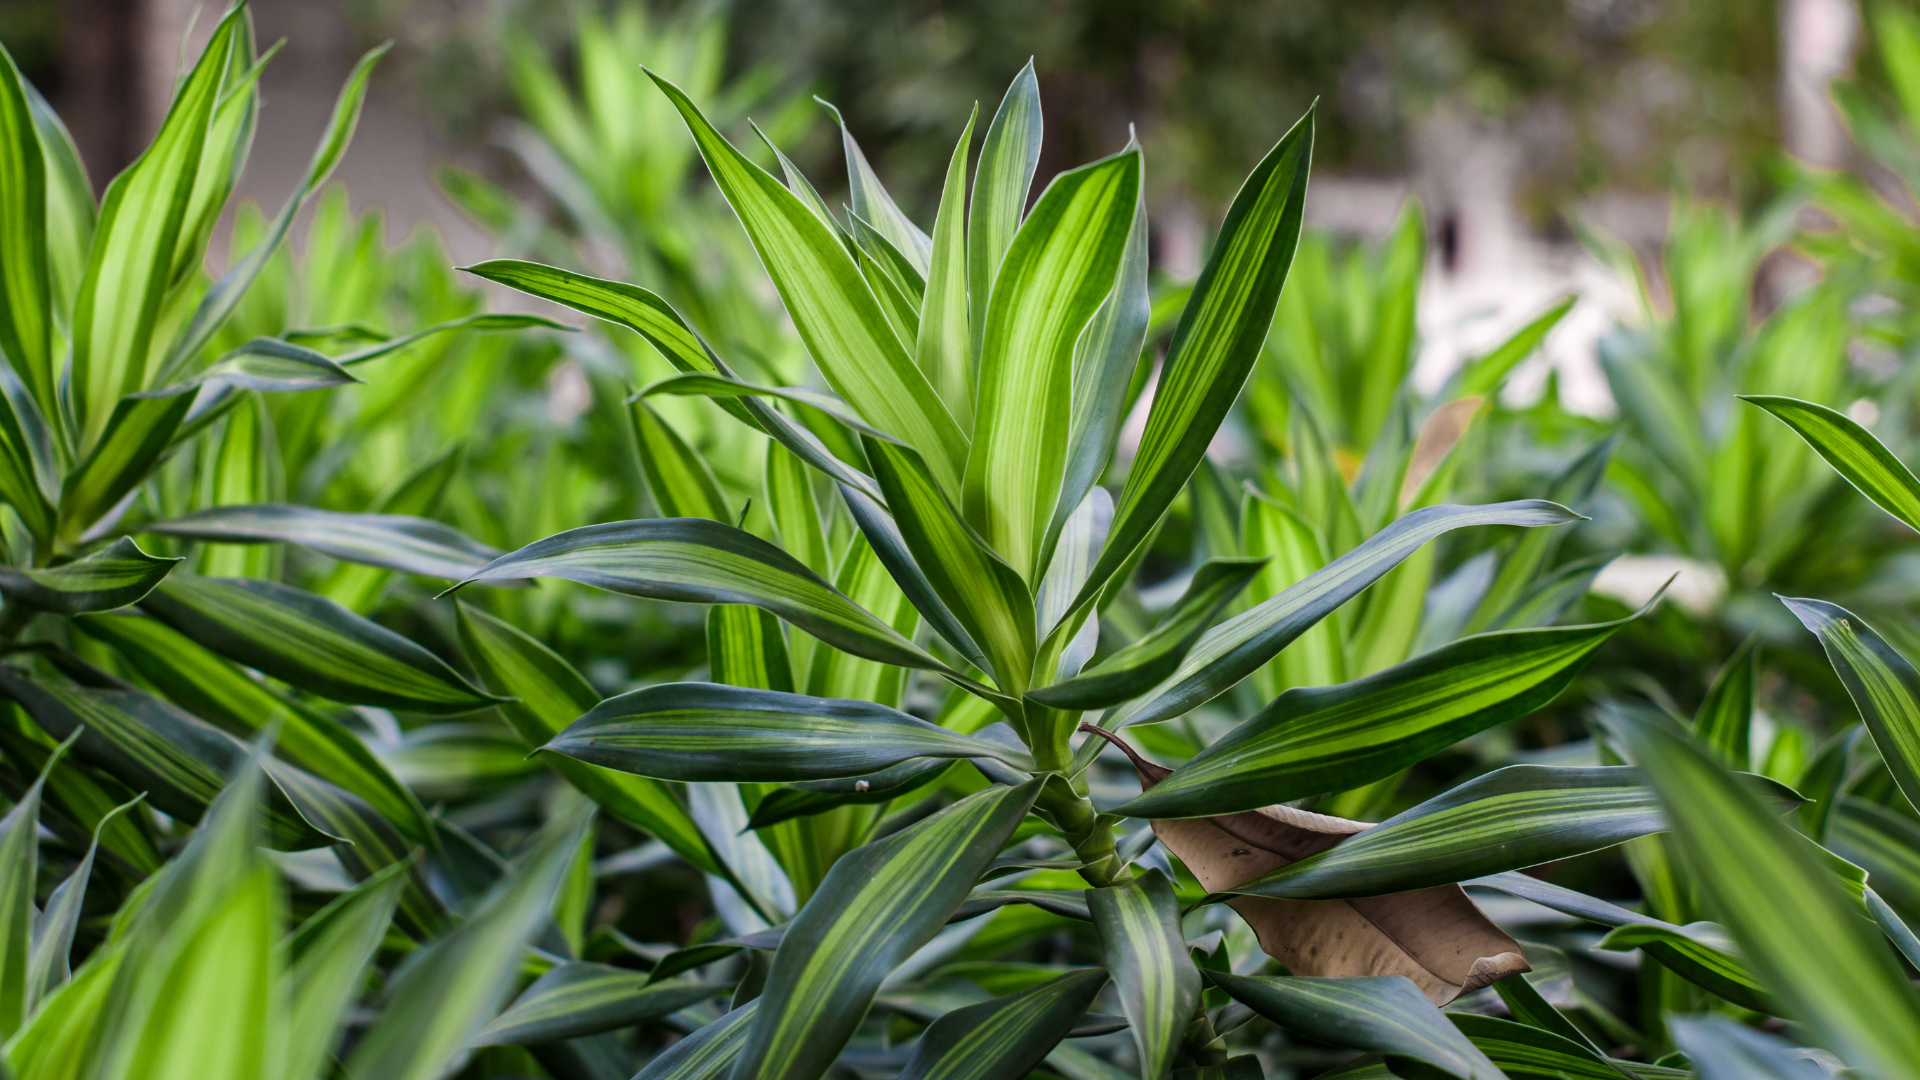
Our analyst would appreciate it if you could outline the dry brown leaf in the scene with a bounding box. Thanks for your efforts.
[1086,724,1528,1004]
[1399,395,1484,510]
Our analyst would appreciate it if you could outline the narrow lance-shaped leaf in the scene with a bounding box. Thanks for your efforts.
[747,759,955,830]
[1109,501,1581,728]
[1206,971,1503,1080]
[25,794,141,1021]
[1029,556,1265,711]
[1668,1015,1835,1080]
[447,517,952,674]
[1068,105,1313,616]
[1744,394,1920,532]
[647,69,970,493]
[178,337,361,393]
[145,503,502,580]
[838,481,989,673]
[0,363,55,545]
[897,968,1110,1080]
[0,537,180,615]
[139,576,504,714]
[56,391,196,547]
[1114,601,1648,819]
[544,682,1030,782]
[965,146,1140,581]
[969,61,1043,353]
[283,860,410,1080]
[730,778,1043,1080]
[1089,870,1200,1080]
[1595,709,1920,1076]
[632,397,730,519]
[343,807,594,1080]
[454,601,725,879]
[475,963,728,1045]
[0,731,77,1039]
[0,41,52,413]
[1695,634,1758,768]
[820,98,933,274]
[918,106,979,429]
[1781,596,1920,816]
[68,8,242,447]
[1446,1013,1660,1080]
[631,1001,759,1080]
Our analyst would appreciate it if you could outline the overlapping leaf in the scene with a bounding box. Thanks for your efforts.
[0,537,179,615]
[146,503,501,580]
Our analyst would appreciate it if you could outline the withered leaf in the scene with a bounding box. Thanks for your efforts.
[1086,724,1527,1004]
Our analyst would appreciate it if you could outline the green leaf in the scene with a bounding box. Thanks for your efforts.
[1113,606,1642,819]
[1069,105,1313,616]
[139,575,503,714]
[820,98,933,274]
[191,394,278,579]
[179,337,361,393]
[1221,766,1672,900]
[454,601,722,878]
[746,759,956,830]
[897,968,1109,1080]
[284,860,410,1080]
[26,793,136,1017]
[1239,493,1342,698]
[1089,870,1200,1080]
[1667,1014,1835,1080]
[68,8,243,448]
[799,533,918,710]
[632,398,730,520]
[343,807,593,1080]
[730,778,1042,1080]
[648,70,970,493]
[0,732,73,1039]
[965,147,1139,581]
[1443,296,1576,400]
[73,610,434,844]
[1594,922,1772,1013]
[332,312,571,367]
[1447,1013,1664,1080]
[449,517,952,674]
[1829,796,1920,926]
[1029,556,1264,710]
[56,391,196,547]
[1694,635,1757,768]
[864,436,1035,693]
[476,964,728,1045]
[0,537,179,615]
[161,43,388,381]
[1205,971,1503,1080]
[1781,596,1920,815]
[765,441,832,580]
[0,365,55,545]
[631,1001,759,1080]
[1487,972,1605,1059]
[544,682,1029,782]
[837,480,988,673]
[0,665,338,849]
[0,44,52,415]
[1744,394,1920,532]
[1108,501,1581,729]
[918,107,979,430]
[969,61,1043,353]
[1867,887,1920,970]
[1596,709,1920,1073]
[145,503,501,579]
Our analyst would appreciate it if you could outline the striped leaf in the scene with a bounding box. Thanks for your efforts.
[449,517,952,674]
[475,964,728,1045]
[1595,922,1771,1012]
[1205,971,1503,1080]
[1744,394,1920,531]
[864,436,1035,693]
[1448,1013,1680,1080]
[56,391,196,547]
[455,601,720,878]
[1597,710,1920,1073]
[968,62,1043,352]
[822,99,932,274]
[283,860,410,1080]
[1069,105,1313,616]
[186,337,361,392]
[0,537,179,614]
[1781,596,1920,814]
[918,107,979,429]
[1089,870,1200,1080]
[1486,971,1603,1058]
[1223,766,1671,900]
[746,759,955,830]
[1029,557,1264,711]
[1868,888,1920,970]
[25,793,139,1017]
[897,968,1109,1080]
[544,682,1029,782]
[801,533,918,707]
[344,807,594,1080]
[146,503,501,580]
[839,480,989,673]
[1114,607,1642,819]
[648,70,969,493]
[161,43,386,380]
[632,397,730,519]
[1442,295,1577,400]
[1109,501,1580,729]
[0,718,161,875]
[331,311,571,367]
[139,576,502,714]
[462,259,885,503]
[1240,494,1342,697]
[73,610,433,843]
[0,732,71,1039]
[0,43,51,416]
[965,147,1139,581]
[0,664,338,849]
[1668,1014,1835,1080]
[0,365,54,545]
[1694,635,1758,767]
[730,778,1042,1080]
[1829,796,1920,925]
[67,8,244,447]
[632,1001,758,1080]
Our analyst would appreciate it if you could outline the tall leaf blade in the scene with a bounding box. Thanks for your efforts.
[1744,394,1920,532]
[896,968,1109,1080]
[283,861,409,1080]
[1089,870,1199,1080]
[730,778,1042,1080]
[968,62,1043,353]
[647,70,969,492]
[821,99,933,274]
[965,148,1139,580]
[917,107,979,430]
[1070,106,1313,614]
[1207,971,1503,1080]
[0,43,51,413]
[1781,596,1920,815]
[631,1001,758,1080]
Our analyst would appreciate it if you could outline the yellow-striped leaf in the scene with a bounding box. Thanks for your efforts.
[1089,870,1199,1080]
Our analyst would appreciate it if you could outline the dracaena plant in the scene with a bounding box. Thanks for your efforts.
[424,63,1846,1078]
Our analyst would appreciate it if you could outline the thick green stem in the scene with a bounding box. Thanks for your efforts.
[1034,772,1132,888]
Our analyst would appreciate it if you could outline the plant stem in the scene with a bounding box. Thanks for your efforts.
[1034,772,1132,888]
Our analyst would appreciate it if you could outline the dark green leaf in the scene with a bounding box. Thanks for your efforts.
[1089,870,1200,1080]
[746,759,955,830]
[0,537,179,614]
[1744,394,1920,532]
[1781,596,1920,815]
[56,391,195,547]
[0,43,51,416]
[476,964,728,1045]
[146,503,501,580]
[897,968,1109,1080]
[186,337,362,392]
[1205,971,1502,1080]
[631,1002,759,1080]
